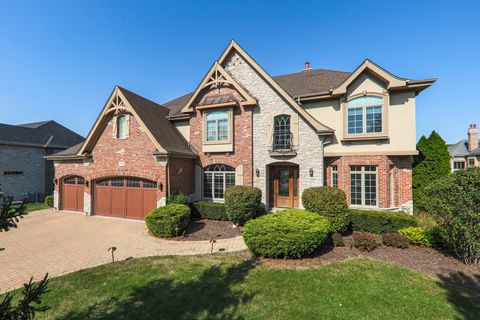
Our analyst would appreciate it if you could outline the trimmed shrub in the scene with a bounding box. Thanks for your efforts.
[302,187,349,232]
[352,231,382,252]
[44,195,54,207]
[332,232,345,247]
[399,227,433,247]
[191,201,227,220]
[225,186,262,225]
[145,204,191,238]
[350,209,417,234]
[243,209,330,258]
[426,168,480,264]
[382,232,409,249]
[167,192,188,205]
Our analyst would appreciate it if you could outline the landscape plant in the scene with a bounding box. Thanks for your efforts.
[350,209,417,234]
[399,227,433,247]
[225,186,261,225]
[191,201,227,220]
[145,204,191,238]
[302,187,349,232]
[243,209,330,258]
[352,231,382,251]
[426,168,480,264]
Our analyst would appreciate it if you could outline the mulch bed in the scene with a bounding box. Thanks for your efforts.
[174,218,241,241]
[258,235,480,291]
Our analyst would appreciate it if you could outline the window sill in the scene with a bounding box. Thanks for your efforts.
[203,143,233,153]
[269,150,297,157]
[342,134,388,141]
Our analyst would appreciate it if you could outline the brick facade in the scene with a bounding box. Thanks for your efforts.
[189,89,254,187]
[54,114,168,213]
[324,155,412,210]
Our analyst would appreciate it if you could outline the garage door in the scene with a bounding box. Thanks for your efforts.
[62,176,84,212]
[94,177,157,220]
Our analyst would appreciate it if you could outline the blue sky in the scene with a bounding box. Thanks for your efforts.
[1,0,479,143]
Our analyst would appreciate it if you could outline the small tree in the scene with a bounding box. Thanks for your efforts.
[0,195,49,319]
[412,131,451,210]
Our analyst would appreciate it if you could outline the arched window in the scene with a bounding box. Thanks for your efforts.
[206,111,229,142]
[117,115,127,139]
[203,164,235,199]
[273,115,291,151]
[347,96,383,134]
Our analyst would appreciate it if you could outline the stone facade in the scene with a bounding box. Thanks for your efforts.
[325,155,412,210]
[0,145,47,200]
[223,52,325,208]
[54,114,171,214]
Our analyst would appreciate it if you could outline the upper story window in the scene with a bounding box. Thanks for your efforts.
[206,111,229,142]
[468,158,476,168]
[117,115,127,139]
[273,115,291,151]
[347,96,383,135]
[453,161,466,171]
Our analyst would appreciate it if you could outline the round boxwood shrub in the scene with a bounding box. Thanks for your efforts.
[44,195,54,207]
[426,168,480,264]
[145,204,191,238]
[243,209,330,258]
[225,186,262,225]
[302,186,349,232]
[191,201,227,220]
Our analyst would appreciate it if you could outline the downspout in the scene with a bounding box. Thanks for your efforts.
[166,156,171,200]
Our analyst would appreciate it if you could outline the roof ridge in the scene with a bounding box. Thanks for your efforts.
[273,68,351,78]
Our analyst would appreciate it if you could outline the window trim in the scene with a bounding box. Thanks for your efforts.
[272,114,292,151]
[116,115,128,139]
[203,164,236,200]
[467,157,476,168]
[453,160,466,171]
[349,165,379,208]
[202,109,233,145]
[330,165,338,188]
[342,93,389,141]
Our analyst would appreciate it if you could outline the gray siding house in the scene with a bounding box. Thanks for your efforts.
[448,123,479,172]
[0,121,84,200]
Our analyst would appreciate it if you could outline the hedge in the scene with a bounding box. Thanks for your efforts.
[350,209,417,234]
[225,186,262,225]
[44,195,54,207]
[191,201,227,221]
[243,209,330,258]
[145,204,191,238]
[167,192,188,205]
[302,187,349,232]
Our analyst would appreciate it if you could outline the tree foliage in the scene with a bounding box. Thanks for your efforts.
[412,131,451,210]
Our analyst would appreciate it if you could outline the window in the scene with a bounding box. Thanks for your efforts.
[350,166,377,206]
[117,115,127,139]
[203,164,235,199]
[205,111,229,142]
[111,178,124,187]
[127,178,140,187]
[347,96,383,135]
[273,115,292,151]
[3,171,23,175]
[143,180,157,188]
[331,165,338,188]
[468,158,475,168]
[453,161,465,171]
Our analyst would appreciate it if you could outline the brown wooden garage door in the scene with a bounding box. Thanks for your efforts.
[62,176,84,212]
[94,177,157,220]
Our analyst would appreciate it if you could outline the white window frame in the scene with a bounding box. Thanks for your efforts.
[453,160,466,171]
[467,157,476,168]
[330,165,338,188]
[117,115,127,139]
[203,164,235,200]
[347,97,383,135]
[204,111,230,143]
[349,165,378,207]
[343,94,388,140]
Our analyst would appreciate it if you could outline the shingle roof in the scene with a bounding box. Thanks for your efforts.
[118,87,196,157]
[0,120,84,149]
[448,139,480,157]
[162,68,351,118]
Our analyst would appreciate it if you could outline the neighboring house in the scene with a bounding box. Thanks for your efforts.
[448,123,479,171]
[47,40,435,219]
[0,121,84,200]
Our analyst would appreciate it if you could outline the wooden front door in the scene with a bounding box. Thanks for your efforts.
[272,166,299,208]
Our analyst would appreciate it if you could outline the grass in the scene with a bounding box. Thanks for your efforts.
[24,202,49,213]
[16,254,480,319]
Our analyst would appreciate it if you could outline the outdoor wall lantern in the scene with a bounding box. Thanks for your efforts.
[255,168,260,177]
[309,168,314,177]
[158,182,163,191]
[84,180,89,188]
[53,178,58,185]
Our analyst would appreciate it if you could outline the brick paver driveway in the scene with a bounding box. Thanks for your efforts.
[0,209,246,291]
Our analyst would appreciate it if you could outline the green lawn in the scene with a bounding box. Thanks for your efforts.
[23,254,479,319]
[24,202,49,213]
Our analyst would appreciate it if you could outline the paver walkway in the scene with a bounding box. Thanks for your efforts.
[0,209,246,291]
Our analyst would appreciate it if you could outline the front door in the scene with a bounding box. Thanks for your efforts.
[272,166,299,208]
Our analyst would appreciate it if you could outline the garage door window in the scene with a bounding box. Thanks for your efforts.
[143,180,157,188]
[111,178,124,187]
[127,178,141,187]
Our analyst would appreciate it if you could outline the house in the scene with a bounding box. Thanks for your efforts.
[46,40,435,219]
[448,124,479,171]
[0,121,84,200]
